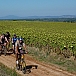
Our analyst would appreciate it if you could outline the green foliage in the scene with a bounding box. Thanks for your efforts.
[0,21,76,57]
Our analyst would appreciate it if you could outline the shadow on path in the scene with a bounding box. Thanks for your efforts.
[26,65,38,73]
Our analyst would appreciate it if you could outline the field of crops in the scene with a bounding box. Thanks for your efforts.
[0,21,76,58]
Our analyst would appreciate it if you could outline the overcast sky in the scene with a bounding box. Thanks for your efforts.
[0,0,76,17]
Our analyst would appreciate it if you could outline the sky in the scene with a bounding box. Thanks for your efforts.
[0,0,76,17]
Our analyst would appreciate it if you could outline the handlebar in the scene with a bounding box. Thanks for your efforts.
[18,50,28,54]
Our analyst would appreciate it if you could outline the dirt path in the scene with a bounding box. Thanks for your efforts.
[0,53,76,76]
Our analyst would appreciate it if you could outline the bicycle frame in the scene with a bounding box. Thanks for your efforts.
[16,51,26,74]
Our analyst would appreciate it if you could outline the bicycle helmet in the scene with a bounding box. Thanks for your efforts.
[19,38,23,41]
[14,34,16,36]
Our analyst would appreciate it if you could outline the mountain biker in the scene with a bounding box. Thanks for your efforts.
[12,34,17,54]
[15,37,27,65]
[5,32,11,51]
[0,33,8,51]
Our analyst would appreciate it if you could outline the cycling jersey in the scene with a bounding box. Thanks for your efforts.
[5,32,10,41]
[0,36,7,44]
[15,40,25,53]
[12,37,17,45]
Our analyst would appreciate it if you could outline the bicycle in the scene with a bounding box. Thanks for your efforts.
[0,44,7,56]
[16,50,26,74]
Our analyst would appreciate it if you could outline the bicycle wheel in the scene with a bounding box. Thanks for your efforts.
[4,46,7,56]
[22,61,26,74]
[0,51,1,56]
[0,45,2,56]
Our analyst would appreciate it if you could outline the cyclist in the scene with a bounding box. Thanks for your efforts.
[12,34,17,54]
[5,32,11,51]
[15,37,27,65]
[0,33,8,51]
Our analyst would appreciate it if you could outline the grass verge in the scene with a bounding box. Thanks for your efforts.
[27,47,76,74]
[0,62,20,76]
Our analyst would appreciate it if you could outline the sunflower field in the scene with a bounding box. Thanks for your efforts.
[0,21,76,58]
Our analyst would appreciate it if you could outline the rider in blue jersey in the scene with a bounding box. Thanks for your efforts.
[12,34,17,54]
